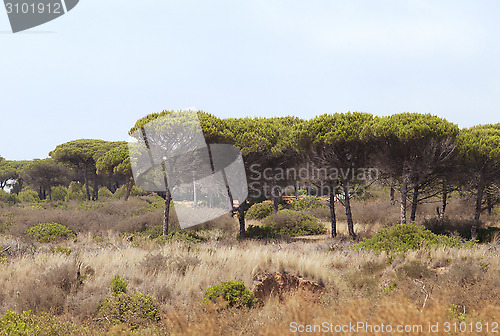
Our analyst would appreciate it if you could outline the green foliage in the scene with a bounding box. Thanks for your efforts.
[202,280,257,309]
[247,209,326,238]
[245,225,278,239]
[154,230,205,245]
[114,185,145,199]
[66,181,86,201]
[51,186,68,202]
[25,222,76,243]
[371,113,459,142]
[111,275,129,295]
[18,188,39,204]
[96,143,131,177]
[246,202,275,220]
[263,209,326,236]
[5,193,20,205]
[50,246,72,256]
[289,196,326,211]
[300,112,374,146]
[354,222,476,255]
[0,309,83,335]
[99,278,159,328]
[98,186,114,199]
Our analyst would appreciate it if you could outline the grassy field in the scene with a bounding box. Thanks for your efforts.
[0,194,499,335]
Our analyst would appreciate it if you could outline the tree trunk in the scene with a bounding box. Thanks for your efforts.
[400,172,408,224]
[124,178,134,201]
[439,184,448,219]
[487,193,492,215]
[390,186,395,205]
[271,186,281,213]
[193,178,197,209]
[342,182,356,239]
[295,181,300,199]
[410,185,419,223]
[163,188,172,236]
[329,188,337,238]
[92,173,98,201]
[238,201,246,238]
[472,179,485,240]
[83,169,91,201]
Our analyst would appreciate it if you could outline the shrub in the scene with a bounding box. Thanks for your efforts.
[111,275,129,295]
[246,202,276,220]
[25,222,76,243]
[261,209,326,236]
[245,225,278,239]
[50,246,72,256]
[113,185,145,199]
[98,292,160,328]
[99,276,159,328]
[202,281,257,309]
[98,186,114,199]
[66,181,86,201]
[289,196,326,211]
[354,222,476,255]
[18,188,39,204]
[154,230,205,245]
[0,310,83,335]
[5,193,20,205]
[51,186,68,202]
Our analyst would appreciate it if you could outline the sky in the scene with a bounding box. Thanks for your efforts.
[1,0,499,160]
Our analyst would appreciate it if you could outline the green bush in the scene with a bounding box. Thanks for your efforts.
[66,181,87,201]
[98,277,159,328]
[19,188,39,204]
[154,230,205,245]
[262,209,326,236]
[0,309,83,335]
[290,196,326,211]
[202,280,257,309]
[97,186,114,199]
[25,222,76,243]
[5,193,20,205]
[354,222,476,255]
[245,225,278,239]
[111,275,129,295]
[246,202,276,220]
[113,185,145,199]
[51,186,68,202]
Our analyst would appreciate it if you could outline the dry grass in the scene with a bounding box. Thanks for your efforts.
[0,194,499,335]
[0,232,499,335]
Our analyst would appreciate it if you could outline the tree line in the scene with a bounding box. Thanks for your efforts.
[1,111,499,240]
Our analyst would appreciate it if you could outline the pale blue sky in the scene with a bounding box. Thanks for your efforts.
[1,0,499,160]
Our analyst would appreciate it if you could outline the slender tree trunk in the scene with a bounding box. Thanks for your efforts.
[163,188,172,236]
[238,201,246,238]
[193,178,197,209]
[271,186,281,213]
[124,178,134,201]
[295,181,300,199]
[390,186,395,205]
[400,172,408,224]
[472,179,485,240]
[439,184,448,219]
[48,185,52,201]
[410,185,419,223]
[329,188,337,238]
[342,181,356,239]
[83,169,90,201]
[487,193,492,215]
[92,173,98,201]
